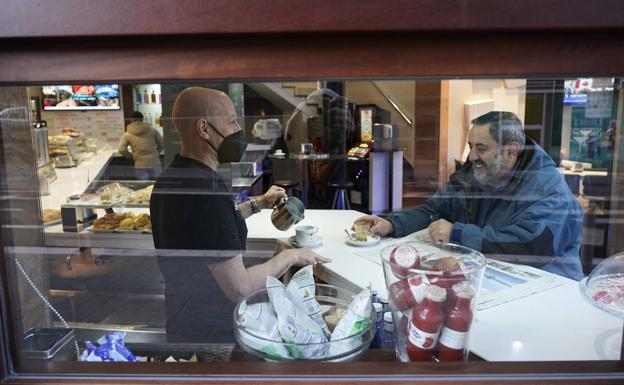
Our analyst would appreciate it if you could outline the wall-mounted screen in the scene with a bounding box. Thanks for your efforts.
[42,85,120,110]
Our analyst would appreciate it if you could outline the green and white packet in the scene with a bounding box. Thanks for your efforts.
[286,265,331,338]
[266,276,328,359]
[238,301,291,360]
[328,288,372,357]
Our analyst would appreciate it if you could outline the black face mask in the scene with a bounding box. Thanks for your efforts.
[206,122,247,163]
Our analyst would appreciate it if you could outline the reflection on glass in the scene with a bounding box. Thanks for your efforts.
[0,77,621,372]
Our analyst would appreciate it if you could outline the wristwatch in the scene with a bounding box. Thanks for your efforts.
[249,197,262,214]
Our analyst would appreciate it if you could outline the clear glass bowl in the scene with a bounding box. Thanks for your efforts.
[380,241,487,362]
[579,251,624,319]
[233,284,376,362]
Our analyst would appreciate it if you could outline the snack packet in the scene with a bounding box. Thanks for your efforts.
[238,301,291,360]
[80,332,137,362]
[266,276,328,359]
[328,288,372,357]
[285,265,331,338]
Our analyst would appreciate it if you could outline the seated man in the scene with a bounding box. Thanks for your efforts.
[356,111,583,280]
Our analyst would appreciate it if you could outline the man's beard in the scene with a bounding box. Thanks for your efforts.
[472,155,504,186]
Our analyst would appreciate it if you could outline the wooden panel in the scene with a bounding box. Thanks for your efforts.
[0,1,624,384]
[8,360,624,384]
[1,31,624,83]
[1,0,623,38]
[412,80,442,191]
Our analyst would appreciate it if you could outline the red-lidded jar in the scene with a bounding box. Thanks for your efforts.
[407,285,446,361]
[389,244,421,279]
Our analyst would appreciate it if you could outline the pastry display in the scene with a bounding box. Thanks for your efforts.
[126,185,153,204]
[62,127,82,137]
[48,134,71,146]
[42,208,62,224]
[91,212,151,232]
[96,182,133,205]
[116,213,152,231]
[92,212,133,230]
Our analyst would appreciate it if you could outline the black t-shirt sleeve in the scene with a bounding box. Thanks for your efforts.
[200,195,245,251]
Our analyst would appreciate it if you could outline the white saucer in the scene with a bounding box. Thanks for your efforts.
[345,234,381,247]
[288,235,323,249]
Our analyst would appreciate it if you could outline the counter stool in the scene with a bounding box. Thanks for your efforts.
[329,181,353,210]
[274,179,299,198]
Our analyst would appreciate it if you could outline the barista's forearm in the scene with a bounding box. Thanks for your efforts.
[237,200,254,219]
[246,252,293,290]
[237,196,267,219]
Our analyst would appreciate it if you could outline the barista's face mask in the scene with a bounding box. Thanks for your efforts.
[206,121,247,163]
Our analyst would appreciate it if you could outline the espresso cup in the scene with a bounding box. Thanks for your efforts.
[295,225,318,245]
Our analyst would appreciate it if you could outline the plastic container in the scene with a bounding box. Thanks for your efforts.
[382,312,395,349]
[21,328,76,361]
[380,241,486,362]
[234,284,376,362]
[369,303,383,348]
[580,251,624,319]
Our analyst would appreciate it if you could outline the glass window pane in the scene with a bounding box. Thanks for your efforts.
[0,77,622,376]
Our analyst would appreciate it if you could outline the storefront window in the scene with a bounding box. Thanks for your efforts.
[0,77,622,376]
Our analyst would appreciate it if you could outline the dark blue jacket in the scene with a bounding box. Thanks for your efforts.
[387,139,584,280]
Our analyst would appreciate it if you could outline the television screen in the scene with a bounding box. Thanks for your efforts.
[42,84,120,110]
[563,79,588,106]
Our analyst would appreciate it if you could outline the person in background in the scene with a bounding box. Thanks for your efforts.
[355,111,584,280]
[150,87,330,343]
[118,111,164,180]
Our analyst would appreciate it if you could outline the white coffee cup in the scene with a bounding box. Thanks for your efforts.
[295,225,318,245]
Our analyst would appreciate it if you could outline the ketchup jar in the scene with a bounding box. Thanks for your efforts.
[407,285,446,361]
[436,282,475,361]
[380,241,486,362]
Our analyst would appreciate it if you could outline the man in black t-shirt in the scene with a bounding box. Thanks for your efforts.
[150,87,330,343]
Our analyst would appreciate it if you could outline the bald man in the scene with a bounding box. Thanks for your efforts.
[150,87,329,343]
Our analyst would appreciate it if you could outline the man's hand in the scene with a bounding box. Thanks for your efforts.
[428,219,453,243]
[352,215,394,237]
[258,185,287,208]
[275,239,293,254]
[281,247,332,266]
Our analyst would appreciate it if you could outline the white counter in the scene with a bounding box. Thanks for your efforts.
[40,151,116,210]
[45,206,623,362]
[247,209,623,362]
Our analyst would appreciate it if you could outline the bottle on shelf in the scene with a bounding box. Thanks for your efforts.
[145,112,152,125]
[369,302,383,349]
[158,92,162,104]
[135,88,142,103]
[155,114,161,126]
[151,90,156,104]
[143,89,149,104]
[371,288,379,304]
[407,285,446,361]
[378,295,390,313]
[382,312,395,349]
[436,282,474,361]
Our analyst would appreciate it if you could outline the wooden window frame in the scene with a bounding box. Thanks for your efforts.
[1,1,624,384]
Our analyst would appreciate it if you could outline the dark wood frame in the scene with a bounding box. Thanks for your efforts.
[1,0,624,384]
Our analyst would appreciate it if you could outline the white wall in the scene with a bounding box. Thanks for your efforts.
[443,79,526,179]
